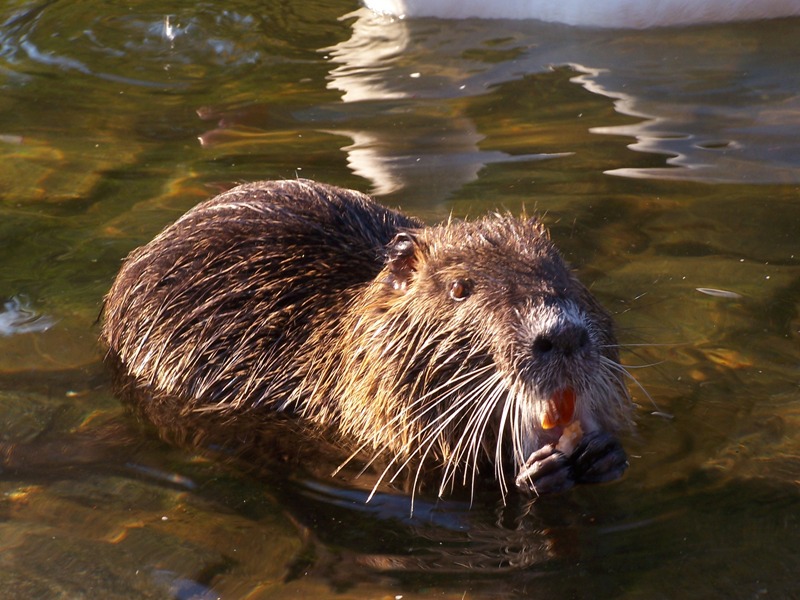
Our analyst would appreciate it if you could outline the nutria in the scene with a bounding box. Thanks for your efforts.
[102,179,633,499]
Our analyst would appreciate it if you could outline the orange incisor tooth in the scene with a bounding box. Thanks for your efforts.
[541,388,576,429]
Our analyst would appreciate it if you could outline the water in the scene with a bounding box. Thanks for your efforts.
[0,1,798,598]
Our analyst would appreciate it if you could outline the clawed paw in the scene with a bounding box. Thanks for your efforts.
[515,431,628,496]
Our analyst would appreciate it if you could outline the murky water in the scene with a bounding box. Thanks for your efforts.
[0,1,798,598]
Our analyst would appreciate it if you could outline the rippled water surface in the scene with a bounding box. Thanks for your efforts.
[1,1,798,598]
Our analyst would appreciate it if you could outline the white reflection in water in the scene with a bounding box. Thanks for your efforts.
[325,9,800,195]
[0,296,56,337]
[365,0,800,28]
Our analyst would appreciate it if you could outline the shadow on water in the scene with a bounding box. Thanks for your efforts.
[1,352,797,598]
[3,417,798,599]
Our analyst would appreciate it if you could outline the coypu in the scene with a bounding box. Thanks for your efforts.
[102,179,633,499]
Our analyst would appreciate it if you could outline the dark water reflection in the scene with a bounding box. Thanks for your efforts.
[0,0,798,598]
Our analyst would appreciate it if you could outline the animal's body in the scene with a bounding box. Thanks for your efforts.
[102,179,632,498]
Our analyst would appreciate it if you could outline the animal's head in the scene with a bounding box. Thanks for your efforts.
[330,215,632,498]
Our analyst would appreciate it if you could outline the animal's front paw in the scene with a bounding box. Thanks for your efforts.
[569,431,629,484]
[515,444,576,495]
[515,431,628,496]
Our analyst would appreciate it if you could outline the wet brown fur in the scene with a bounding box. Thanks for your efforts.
[102,179,632,497]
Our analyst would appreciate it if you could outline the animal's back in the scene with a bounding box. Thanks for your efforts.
[102,179,421,411]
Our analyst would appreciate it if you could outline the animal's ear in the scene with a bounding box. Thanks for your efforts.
[386,232,419,291]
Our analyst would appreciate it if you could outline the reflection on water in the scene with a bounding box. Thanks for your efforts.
[0,296,55,337]
[0,0,798,598]
[324,9,800,194]
[364,0,800,28]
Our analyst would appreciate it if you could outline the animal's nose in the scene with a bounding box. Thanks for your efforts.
[532,322,590,358]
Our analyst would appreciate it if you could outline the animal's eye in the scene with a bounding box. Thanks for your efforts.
[449,279,472,302]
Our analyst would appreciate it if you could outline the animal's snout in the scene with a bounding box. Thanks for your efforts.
[532,321,590,359]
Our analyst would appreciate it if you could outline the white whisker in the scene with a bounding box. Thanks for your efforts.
[438,372,505,498]
[364,362,497,502]
[600,354,655,411]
